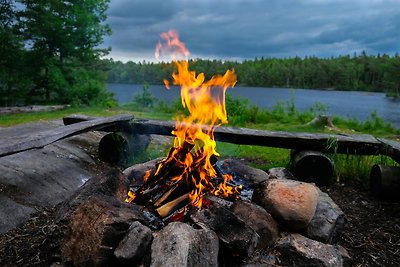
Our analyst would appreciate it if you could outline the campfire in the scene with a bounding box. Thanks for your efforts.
[59,30,349,267]
[126,30,242,218]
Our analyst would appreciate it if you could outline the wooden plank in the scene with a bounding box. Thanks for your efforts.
[377,138,400,164]
[0,114,133,157]
[130,119,384,156]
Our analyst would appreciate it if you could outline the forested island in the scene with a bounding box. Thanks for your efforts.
[106,54,400,95]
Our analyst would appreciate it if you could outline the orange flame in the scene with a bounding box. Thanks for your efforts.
[155,29,190,60]
[155,30,239,208]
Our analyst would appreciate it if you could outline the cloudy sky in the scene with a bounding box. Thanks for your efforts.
[102,0,400,62]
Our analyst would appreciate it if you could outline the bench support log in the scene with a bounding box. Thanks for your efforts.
[291,150,334,186]
[370,164,400,201]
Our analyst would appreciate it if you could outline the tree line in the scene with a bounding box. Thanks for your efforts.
[106,53,400,95]
[0,0,114,107]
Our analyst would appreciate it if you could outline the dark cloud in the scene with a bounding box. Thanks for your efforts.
[102,0,400,62]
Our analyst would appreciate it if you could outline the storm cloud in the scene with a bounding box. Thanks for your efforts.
[102,0,400,62]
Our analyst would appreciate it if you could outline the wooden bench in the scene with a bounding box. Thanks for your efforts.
[1,114,399,165]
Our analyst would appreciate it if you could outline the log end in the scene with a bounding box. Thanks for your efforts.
[370,164,400,201]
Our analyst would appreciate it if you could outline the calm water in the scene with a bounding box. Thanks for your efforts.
[107,83,400,128]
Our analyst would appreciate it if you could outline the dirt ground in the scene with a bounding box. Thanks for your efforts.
[328,181,400,267]
[0,177,398,267]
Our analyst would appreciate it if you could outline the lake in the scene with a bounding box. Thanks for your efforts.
[107,83,400,128]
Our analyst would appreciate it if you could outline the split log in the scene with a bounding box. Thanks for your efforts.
[62,114,97,125]
[130,119,385,156]
[291,150,334,186]
[0,114,133,157]
[156,193,190,218]
[0,105,70,115]
[370,164,400,201]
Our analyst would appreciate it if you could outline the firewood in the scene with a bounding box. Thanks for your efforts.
[156,193,190,218]
[153,178,190,208]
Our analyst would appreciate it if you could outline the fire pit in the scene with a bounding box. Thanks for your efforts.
[59,30,350,267]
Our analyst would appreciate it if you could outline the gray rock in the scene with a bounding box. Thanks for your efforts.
[239,255,278,267]
[275,233,344,267]
[123,158,162,186]
[218,158,269,185]
[149,222,219,267]
[114,221,153,265]
[0,120,105,234]
[230,201,279,249]
[252,179,319,230]
[191,204,259,259]
[305,190,345,243]
[267,167,297,180]
[0,195,35,234]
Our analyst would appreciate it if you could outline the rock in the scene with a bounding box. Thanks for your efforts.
[0,120,106,234]
[336,244,352,267]
[239,254,278,267]
[191,204,259,259]
[275,233,345,267]
[114,221,153,266]
[0,195,36,234]
[252,179,319,230]
[61,196,145,267]
[122,158,162,186]
[267,167,297,180]
[149,222,219,267]
[305,190,345,243]
[218,158,269,185]
[230,201,279,249]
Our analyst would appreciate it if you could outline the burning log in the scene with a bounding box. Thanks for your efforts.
[156,193,190,218]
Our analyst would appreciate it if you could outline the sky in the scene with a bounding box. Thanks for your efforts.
[102,0,400,62]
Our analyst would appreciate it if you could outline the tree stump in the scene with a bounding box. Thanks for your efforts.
[370,164,400,201]
[306,115,336,129]
[291,150,334,186]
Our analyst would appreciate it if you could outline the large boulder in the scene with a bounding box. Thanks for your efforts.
[252,179,319,230]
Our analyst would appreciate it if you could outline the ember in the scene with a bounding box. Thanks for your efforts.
[126,30,241,215]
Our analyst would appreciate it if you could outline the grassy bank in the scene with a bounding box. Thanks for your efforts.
[1,95,399,186]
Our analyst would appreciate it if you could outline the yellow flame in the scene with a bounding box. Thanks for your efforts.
[154,30,239,208]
